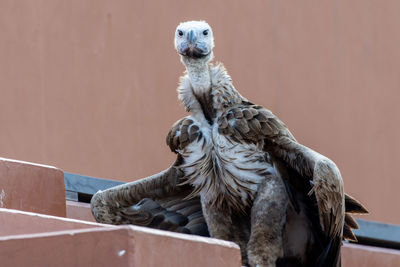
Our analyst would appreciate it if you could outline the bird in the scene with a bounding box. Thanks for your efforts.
[91,20,368,267]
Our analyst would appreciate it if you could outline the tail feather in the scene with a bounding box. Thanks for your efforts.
[345,194,368,214]
[343,224,357,242]
[345,213,359,229]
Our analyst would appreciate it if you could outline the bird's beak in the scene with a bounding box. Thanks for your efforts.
[187,30,196,45]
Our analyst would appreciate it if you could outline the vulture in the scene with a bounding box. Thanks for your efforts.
[91,21,368,267]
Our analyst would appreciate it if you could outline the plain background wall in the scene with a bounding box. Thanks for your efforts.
[0,0,399,224]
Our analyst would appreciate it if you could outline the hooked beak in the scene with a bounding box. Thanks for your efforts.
[187,30,196,45]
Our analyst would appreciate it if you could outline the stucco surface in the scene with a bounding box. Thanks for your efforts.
[0,225,241,267]
[0,208,107,236]
[342,243,400,267]
[66,200,96,222]
[0,158,65,216]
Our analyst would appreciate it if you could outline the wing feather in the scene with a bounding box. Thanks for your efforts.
[345,193,369,214]
[90,158,209,236]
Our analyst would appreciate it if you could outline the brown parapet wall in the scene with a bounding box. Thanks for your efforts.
[342,243,400,267]
[66,200,96,222]
[0,227,132,267]
[0,207,399,266]
[0,218,241,266]
[0,208,109,237]
[0,156,397,266]
[0,157,66,217]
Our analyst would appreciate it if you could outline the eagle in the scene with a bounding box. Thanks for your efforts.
[91,21,368,267]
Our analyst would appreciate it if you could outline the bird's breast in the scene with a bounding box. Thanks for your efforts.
[177,118,273,211]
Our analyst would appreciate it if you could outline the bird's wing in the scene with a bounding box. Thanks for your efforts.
[217,104,356,266]
[90,158,209,236]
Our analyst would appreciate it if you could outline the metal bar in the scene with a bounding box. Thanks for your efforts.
[65,190,78,201]
[352,219,400,250]
[64,172,124,196]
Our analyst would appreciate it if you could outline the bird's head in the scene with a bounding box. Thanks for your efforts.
[174,21,214,62]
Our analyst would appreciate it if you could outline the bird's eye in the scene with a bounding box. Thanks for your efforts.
[203,30,209,36]
[178,30,183,36]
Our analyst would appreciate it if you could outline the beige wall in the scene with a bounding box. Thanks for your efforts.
[0,1,399,224]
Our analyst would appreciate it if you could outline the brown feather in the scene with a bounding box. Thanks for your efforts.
[233,108,243,119]
[243,109,253,120]
[345,213,359,229]
[260,121,274,135]
[249,107,259,116]
[190,124,199,134]
[255,112,268,122]
[343,225,357,241]
[180,132,189,143]
[345,194,369,214]
[248,118,262,132]
[227,111,234,120]
[182,119,193,126]
[173,135,180,149]
[235,118,251,134]
[218,116,229,128]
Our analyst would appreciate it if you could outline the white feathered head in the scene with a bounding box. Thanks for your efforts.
[174,21,214,59]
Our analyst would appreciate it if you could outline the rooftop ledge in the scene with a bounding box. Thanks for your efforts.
[0,208,241,267]
[0,156,399,266]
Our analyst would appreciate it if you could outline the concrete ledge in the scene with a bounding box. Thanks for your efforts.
[1,207,399,266]
[0,225,241,267]
[0,227,130,267]
[342,243,400,267]
[1,156,397,266]
[0,157,66,216]
[0,208,109,236]
[66,200,95,222]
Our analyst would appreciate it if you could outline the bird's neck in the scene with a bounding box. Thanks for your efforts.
[182,58,215,124]
[177,59,245,126]
[182,57,211,94]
